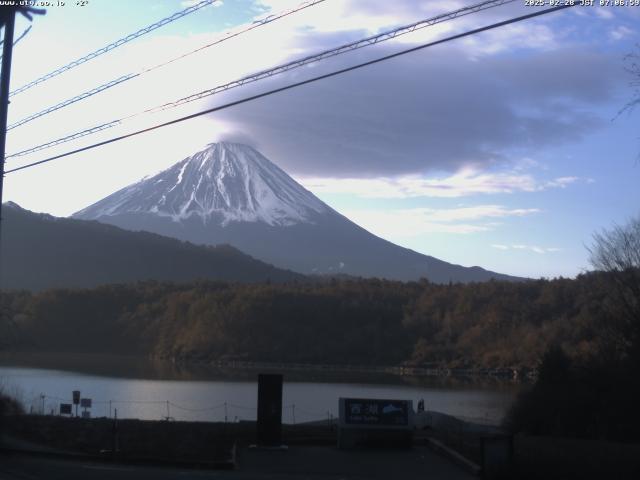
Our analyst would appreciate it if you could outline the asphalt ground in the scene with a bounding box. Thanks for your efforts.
[0,445,476,480]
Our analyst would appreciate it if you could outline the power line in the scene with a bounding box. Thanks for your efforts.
[6,0,327,131]
[6,0,516,158]
[5,3,576,175]
[12,24,31,46]
[142,0,518,116]
[138,0,327,77]
[0,24,31,59]
[168,401,226,412]
[7,120,122,158]
[7,74,135,130]
[8,0,218,98]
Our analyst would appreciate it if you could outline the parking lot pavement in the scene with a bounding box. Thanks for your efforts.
[239,445,476,479]
[0,445,476,480]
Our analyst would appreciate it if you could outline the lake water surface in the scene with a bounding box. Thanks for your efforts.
[0,354,519,425]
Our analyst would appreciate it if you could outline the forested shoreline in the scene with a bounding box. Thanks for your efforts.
[0,272,620,371]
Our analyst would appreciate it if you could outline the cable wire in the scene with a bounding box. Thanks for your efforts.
[8,120,122,158]
[5,3,575,174]
[6,0,516,158]
[226,403,255,410]
[0,25,31,62]
[139,0,327,77]
[7,74,135,130]
[168,401,226,412]
[6,0,326,131]
[111,399,166,404]
[139,0,518,116]
[12,24,31,46]
[8,0,218,98]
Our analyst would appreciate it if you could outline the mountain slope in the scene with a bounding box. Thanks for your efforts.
[0,202,304,291]
[74,142,520,283]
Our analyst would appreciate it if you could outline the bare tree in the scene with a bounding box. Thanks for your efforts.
[588,216,640,353]
[621,46,640,116]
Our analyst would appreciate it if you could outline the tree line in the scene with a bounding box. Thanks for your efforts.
[0,272,623,370]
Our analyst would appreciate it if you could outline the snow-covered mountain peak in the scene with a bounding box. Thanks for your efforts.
[74,142,330,226]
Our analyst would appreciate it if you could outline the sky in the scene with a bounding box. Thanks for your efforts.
[2,0,639,279]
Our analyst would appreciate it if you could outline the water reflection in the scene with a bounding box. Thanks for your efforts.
[0,353,519,425]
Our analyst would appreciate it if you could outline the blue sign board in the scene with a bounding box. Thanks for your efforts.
[343,398,410,426]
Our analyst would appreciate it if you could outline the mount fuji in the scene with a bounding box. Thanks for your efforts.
[73,142,518,283]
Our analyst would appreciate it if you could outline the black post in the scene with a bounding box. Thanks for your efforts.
[256,373,283,446]
[112,408,119,460]
[0,10,16,276]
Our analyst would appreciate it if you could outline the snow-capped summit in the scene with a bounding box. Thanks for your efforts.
[74,140,519,283]
[75,142,329,227]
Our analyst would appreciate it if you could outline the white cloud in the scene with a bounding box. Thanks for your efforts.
[492,244,561,254]
[462,23,558,56]
[512,157,543,171]
[610,26,634,41]
[2,0,611,218]
[594,9,614,20]
[340,205,539,238]
[418,205,539,222]
[253,0,567,56]
[544,176,580,189]
[7,1,309,162]
[298,168,581,199]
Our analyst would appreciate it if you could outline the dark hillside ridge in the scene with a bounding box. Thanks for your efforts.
[0,202,304,291]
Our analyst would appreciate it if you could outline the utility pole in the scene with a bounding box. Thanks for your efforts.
[0,9,16,274]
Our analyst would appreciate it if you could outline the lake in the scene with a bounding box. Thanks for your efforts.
[0,353,519,425]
